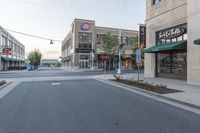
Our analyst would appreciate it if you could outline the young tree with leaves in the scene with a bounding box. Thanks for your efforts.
[28,49,42,69]
[102,32,118,70]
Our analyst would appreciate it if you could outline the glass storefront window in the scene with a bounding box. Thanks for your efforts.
[79,32,92,43]
[80,55,90,60]
[157,51,187,79]
[177,36,183,41]
[166,39,171,43]
[171,52,187,75]
[78,43,91,49]
[183,34,187,40]
[153,0,163,5]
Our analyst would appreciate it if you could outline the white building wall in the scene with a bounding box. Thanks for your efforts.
[187,0,200,85]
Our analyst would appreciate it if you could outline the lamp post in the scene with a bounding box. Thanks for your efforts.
[117,43,125,75]
[90,51,94,70]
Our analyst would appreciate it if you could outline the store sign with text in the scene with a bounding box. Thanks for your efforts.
[2,48,12,55]
[157,24,187,40]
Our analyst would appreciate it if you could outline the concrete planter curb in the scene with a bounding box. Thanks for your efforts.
[0,82,12,91]
[96,78,200,111]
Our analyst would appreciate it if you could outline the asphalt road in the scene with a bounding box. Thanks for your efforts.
[0,79,200,133]
[0,68,142,78]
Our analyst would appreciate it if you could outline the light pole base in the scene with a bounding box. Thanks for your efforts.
[117,69,121,75]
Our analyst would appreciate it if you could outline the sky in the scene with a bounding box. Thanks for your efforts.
[0,0,145,59]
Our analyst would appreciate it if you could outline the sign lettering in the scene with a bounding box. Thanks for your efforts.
[158,27,186,40]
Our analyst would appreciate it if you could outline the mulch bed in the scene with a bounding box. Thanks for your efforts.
[111,79,183,94]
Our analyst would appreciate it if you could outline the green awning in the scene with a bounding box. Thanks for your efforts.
[1,57,12,61]
[194,38,200,45]
[144,40,187,53]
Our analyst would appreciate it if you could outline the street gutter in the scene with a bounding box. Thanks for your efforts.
[96,78,200,115]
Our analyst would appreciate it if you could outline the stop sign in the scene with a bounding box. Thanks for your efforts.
[101,54,109,61]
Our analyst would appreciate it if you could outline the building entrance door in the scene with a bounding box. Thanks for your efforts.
[79,60,89,69]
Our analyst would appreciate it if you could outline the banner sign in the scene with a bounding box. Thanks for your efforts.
[136,48,142,64]
[139,25,146,48]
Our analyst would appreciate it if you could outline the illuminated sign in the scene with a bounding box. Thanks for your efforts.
[80,23,90,31]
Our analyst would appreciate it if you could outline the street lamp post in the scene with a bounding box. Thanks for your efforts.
[117,43,125,75]
[90,51,94,70]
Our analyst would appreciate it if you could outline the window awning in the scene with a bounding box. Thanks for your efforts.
[1,57,12,61]
[144,40,187,53]
[194,38,200,45]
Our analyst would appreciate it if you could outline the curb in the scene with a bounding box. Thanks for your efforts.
[97,78,200,111]
[0,82,13,91]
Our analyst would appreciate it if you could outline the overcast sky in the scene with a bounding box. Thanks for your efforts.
[0,0,145,59]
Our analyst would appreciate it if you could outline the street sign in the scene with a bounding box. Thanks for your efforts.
[2,48,12,55]
[101,54,109,62]
[136,48,142,64]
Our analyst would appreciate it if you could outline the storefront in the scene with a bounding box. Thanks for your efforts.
[145,24,187,80]
[145,0,200,85]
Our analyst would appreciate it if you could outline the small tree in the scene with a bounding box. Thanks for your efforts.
[28,49,42,69]
[132,36,139,58]
[102,32,118,70]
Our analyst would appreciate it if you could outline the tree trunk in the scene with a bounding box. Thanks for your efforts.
[108,55,111,70]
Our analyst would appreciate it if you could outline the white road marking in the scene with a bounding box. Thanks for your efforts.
[51,83,61,86]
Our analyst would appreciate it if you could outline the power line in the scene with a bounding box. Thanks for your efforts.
[6,29,62,42]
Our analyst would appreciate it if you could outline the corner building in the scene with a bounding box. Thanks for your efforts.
[0,26,25,71]
[62,19,138,70]
[145,0,200,85]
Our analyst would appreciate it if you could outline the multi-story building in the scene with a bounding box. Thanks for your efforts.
[41,59,58,67]
[62,18,138,70]
[0,26,25,71]
[144,0,200,85]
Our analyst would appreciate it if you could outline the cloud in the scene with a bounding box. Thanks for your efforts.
[26,0,45,4]
[25,0,46,8]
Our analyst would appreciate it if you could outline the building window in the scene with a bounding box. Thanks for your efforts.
[126,37,134,45]
[80,55,90,60]
[96,34,104,44]
[1,36,7,46]
[78,43,91,49]
[78,32,92,43]
[9,40,12,48]
[153,0,163,5]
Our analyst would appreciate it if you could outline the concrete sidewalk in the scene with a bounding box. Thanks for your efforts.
[103,73,200,109]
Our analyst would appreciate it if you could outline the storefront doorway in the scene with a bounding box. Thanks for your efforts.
[79,60,89,69]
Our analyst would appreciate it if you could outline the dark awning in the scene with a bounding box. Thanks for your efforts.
[194,38,200,45]
[144,40,187,53]
[1,57,12,61]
